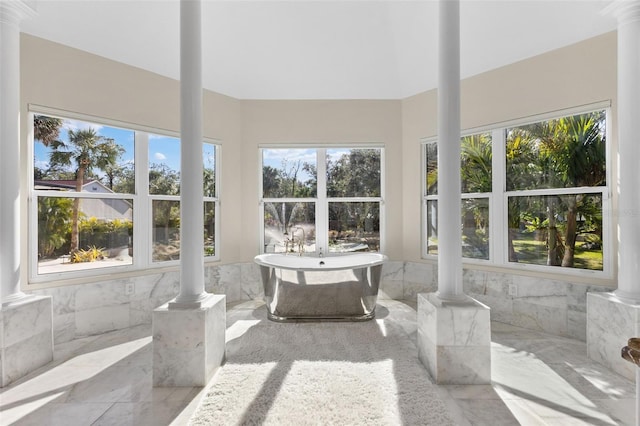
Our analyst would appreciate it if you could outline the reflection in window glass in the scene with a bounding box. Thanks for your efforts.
[508,194,603,270]
[263,202,316,253]
[262,149,317,198]
[204,143,216,197]
[328,202,380,253]
[426,200,438,255]
[204,201,216,257]
[149,135,180,195]
[425,198,490,260]
[462,198,489,259]
[33,115,135,194]
[37,196,133,274]
[152,200,217,261]
[506,111,606,191]
[152,200,181,261]
[327,148,381,197]
[461,133,492,193]
[424,133,492,196]
[425,143,438,196]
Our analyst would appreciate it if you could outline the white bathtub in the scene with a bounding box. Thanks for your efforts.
[254,253,388,322]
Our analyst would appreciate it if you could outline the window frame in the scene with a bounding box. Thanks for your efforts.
[259,144,385,255]
[421,102,612,278]
[28,106,221,283]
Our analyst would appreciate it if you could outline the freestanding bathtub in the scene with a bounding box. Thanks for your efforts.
[254,253,387,322]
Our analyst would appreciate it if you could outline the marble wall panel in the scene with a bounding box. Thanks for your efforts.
[587,292,637,380]
[0,296,54,387]
[511,297,567,335]
[75,303,131,337]
[240,263,263,300]
[2,296,53,347]
[2,330,53,386]
[25,260,604,347]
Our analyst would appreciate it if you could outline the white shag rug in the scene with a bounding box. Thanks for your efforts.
[189,316,455,425]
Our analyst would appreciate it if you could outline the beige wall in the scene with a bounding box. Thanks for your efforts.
[401,31,617,284]
[19,34,243,287]
[20,30,617,286]
[239,100,403,260]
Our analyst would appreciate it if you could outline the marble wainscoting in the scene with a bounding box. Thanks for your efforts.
[0,296,54,387]
[26,260,608,347]
[462,268,609,341]
[380,262,609,342]
[28,263,264,345]
[587,292,640,381]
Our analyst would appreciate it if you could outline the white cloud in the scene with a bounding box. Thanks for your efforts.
[154,152,167,161]
[34,160,49,169]
[64,119,103,133]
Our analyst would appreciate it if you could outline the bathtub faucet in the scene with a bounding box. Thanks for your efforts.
[290,226,305,256]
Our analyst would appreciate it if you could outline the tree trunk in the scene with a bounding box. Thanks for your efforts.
[508,228,519,262]
[70,166,85,252]
[546,198,561,266]
[562,195,579,267]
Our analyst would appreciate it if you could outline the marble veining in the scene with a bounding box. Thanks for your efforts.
[25,260,610,348]
[1,300,635,425]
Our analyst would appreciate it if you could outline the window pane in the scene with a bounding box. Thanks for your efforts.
[33,115,135,194]
[426,200,438,255]
[264,202,316,253]
[425,133,491,196]
[327,148,381,197]
[204,201,216,257]
[425,143,438,196]
[425,198,490,260]
[149,135,180,195]
[462,198,490,259]
[461,133,492,193]
[37,196,133,274]
[508,194,603,270]
[262,149,317,198]
[328,202,380,253]
[152,200,181,262]
[506,111,606,191]
[204,143,216,197]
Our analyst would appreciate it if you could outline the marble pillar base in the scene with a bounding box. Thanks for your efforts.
[587,292,640,380]
[1,295,54,387]
[152,293,226,387]
[417,292,491,384]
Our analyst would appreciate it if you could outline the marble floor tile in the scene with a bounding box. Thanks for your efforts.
[0,299,636,425]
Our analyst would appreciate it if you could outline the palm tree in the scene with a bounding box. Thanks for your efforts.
[48,128,124,253]
[526,112,606,267]
[34,115,63,147]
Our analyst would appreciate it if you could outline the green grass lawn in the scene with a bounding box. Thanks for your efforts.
[511,233,603,271]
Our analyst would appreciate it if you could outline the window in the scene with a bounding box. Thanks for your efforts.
[30,110,220,281]
[423,132,492,260]
[261,147,383,254]
[422,106,610,276]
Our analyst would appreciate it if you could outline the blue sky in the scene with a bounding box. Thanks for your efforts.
[262,147,353,183]
[34,118,215,177]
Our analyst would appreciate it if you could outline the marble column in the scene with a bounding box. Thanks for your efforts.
[152,0,225,387]
[0,0,54,388]
[612,0,640,302]
[417,0,491,384]
[587,0,640,381]
[436,0,464,303]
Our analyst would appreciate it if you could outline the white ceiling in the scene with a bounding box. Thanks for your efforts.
[21,0,617,100]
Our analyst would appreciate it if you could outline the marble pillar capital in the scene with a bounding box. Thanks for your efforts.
[0,0,36,26]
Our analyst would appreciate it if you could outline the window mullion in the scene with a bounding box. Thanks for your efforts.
[491,128,506,265]
[135,131,150,266]
[317,148,328,254]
